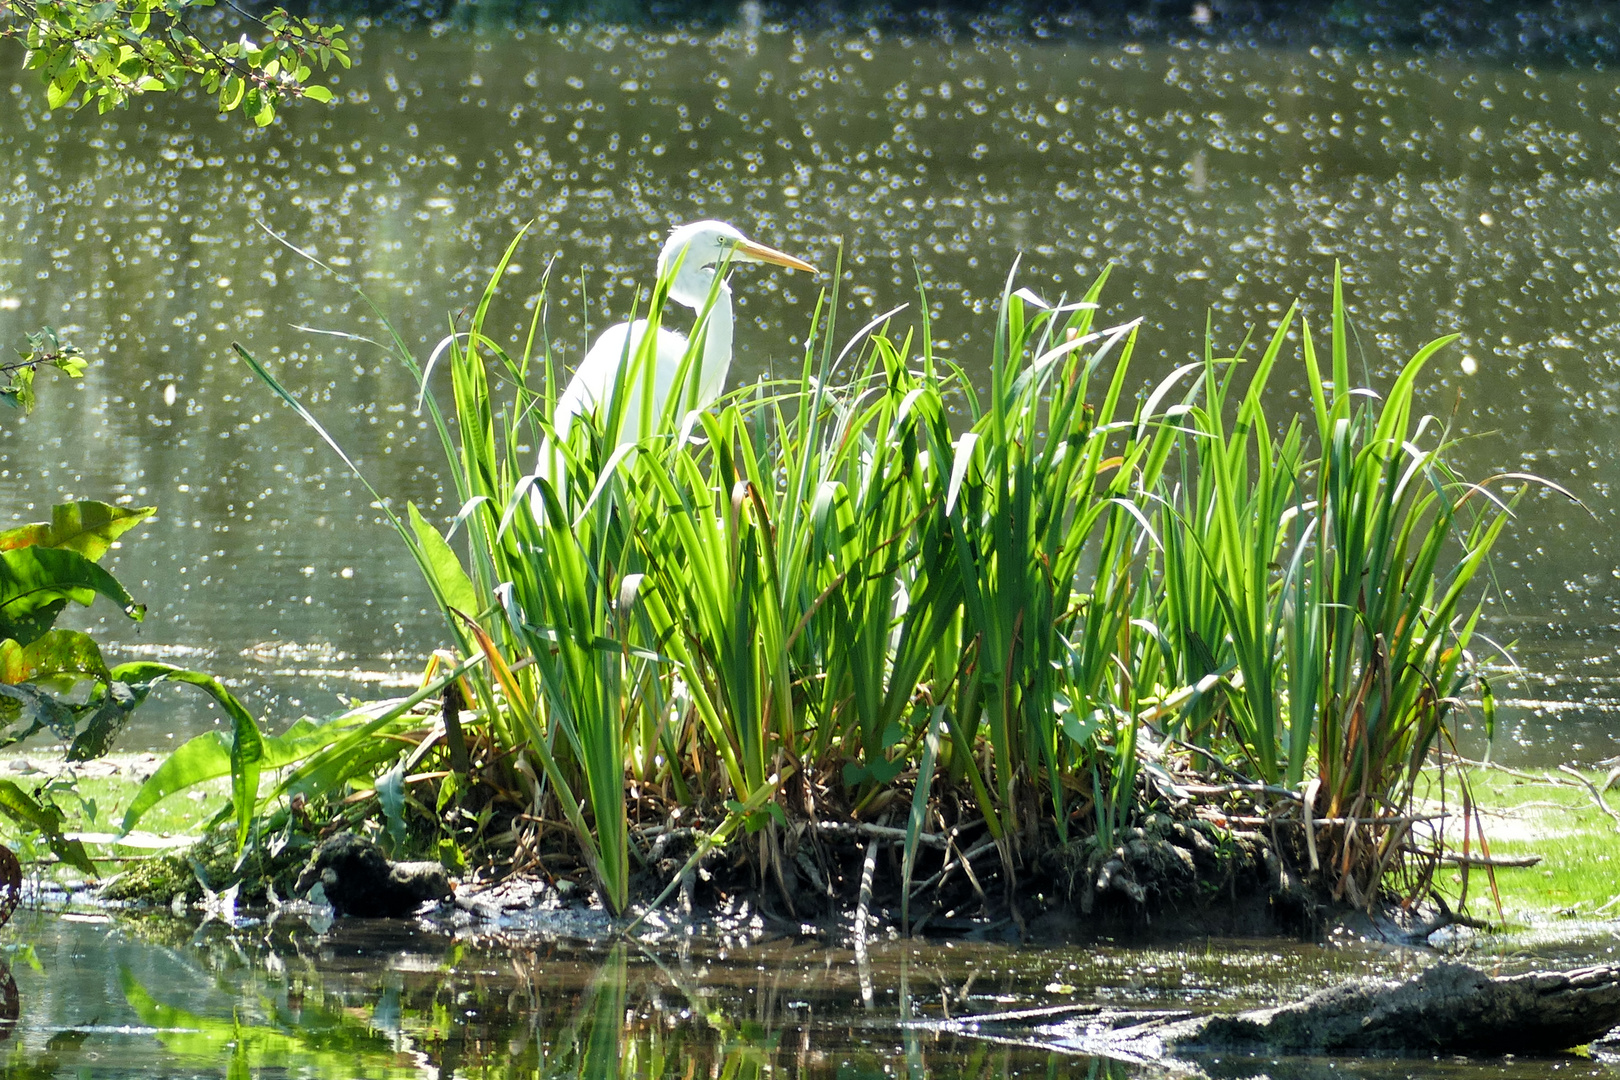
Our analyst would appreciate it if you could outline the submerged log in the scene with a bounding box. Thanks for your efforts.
[1184,962,1620,1054]
[953,963,1620,1063]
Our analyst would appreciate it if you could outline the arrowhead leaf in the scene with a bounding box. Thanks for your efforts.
[0,629,110,689]
[0,547,143,645]
[0,500,155,561]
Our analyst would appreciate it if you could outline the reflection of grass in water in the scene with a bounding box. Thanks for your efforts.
[1434,766,1620,923]
[114,942,792,1080]
[119,966,420,1079]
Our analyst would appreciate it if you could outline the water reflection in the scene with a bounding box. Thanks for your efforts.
[0,909,1615,1078]
[2,30,1620,754]
[96,925,1127,1079]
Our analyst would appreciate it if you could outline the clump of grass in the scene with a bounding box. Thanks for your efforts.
[205,231,1534,919]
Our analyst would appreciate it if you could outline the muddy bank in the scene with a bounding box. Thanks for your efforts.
[98,805,1468,950]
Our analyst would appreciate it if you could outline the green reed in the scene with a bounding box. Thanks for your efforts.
[237,234,1528,914]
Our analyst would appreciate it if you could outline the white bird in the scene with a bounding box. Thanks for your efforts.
[542,220,817,487]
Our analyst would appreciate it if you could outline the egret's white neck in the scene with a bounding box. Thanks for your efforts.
[686,281,734,410]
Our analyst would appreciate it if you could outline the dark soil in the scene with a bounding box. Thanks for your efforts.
[94,762,1470,949]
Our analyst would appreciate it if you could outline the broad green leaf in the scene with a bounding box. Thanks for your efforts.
[118,731,231,834]
[0,628,109,688]
[117,710,382,835]
[5,369,34,413]
[0,501,155,561]
[408,502,480,618]
[105,664,262,850]
[0,546,143,644]
[435,768,459,814]
[302,84,331,103]
[65,680,142,761]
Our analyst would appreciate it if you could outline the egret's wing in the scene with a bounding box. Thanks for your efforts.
[554,320,645,440]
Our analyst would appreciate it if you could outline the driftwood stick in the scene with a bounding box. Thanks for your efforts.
[1558,765,1620,835]
[1446,754,1584,787]
[908,837,1000,900]
[1206,813,1445,828]
[1178,782,1303,801]
[1439,852,1543,869]
[815,821,947,848]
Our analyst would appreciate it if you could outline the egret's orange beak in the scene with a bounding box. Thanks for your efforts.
[732,237,818,275]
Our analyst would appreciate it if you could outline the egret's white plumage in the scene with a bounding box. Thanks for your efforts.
[542,221,816,485]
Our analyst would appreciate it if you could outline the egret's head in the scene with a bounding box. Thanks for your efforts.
[657,220,817,308]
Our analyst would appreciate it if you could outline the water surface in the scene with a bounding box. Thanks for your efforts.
[1,29,1617,756]
[5,908,1619,1078]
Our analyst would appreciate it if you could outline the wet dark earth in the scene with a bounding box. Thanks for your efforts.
[4,907,1619,1078]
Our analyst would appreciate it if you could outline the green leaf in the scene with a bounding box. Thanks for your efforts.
[7,368,34,413]
[0,779,96,876]
[0,629,110,688]
[0,546,143,645]
[219,72,244,112]
[118,731,230,835]
[0,501,155,562]
[866,756,904,785]
[65,680,142,761]
[1059,704,1104,748]
[375,761,406,850]
[408,502,480,619]
[52,355,87,378]
[116,710,355,834]
[302,84,331,103]
[435,768,459,813]
[45,78,72,110]
[901,706,943,932]
[105,664,262,851]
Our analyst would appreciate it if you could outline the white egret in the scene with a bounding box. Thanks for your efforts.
[541,220,817,485]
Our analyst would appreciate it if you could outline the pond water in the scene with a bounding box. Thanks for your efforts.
[3,907,1618,1079]
[2,26,1620,758]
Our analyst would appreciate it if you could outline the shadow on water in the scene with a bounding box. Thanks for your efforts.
[0,909,1617,1078]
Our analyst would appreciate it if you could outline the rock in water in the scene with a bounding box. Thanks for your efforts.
[294,834,452,918]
